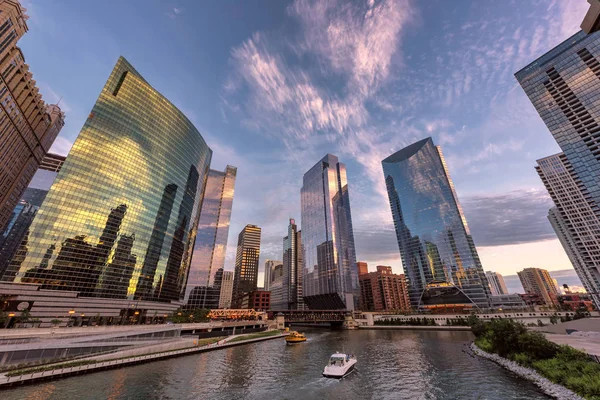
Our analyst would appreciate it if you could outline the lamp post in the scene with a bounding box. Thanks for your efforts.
[6,312,15,329]
[67,309,75,327]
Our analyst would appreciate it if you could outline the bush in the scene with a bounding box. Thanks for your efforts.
[511,352,532,367]
[517,331,558,361]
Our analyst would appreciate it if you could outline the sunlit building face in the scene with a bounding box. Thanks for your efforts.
[382,138,490,310]
[1,57,212,302]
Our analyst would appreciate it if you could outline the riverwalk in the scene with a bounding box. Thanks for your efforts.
[0,332,286,388]
[359,325,471,331]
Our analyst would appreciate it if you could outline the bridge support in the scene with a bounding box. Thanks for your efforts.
[275,314,285,330]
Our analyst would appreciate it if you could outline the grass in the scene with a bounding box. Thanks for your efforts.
[472,319,600,399]
[228,330,281,343]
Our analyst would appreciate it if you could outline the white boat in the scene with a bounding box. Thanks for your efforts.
[322,353,357,378]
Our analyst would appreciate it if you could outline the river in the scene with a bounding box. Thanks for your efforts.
[2,329,549,400]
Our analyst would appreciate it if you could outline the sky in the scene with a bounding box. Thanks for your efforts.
[20,0,591,288]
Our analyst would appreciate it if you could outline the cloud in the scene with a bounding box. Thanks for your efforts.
[167,7,183,19]
[462,189,556,246]
[38,82,72,113]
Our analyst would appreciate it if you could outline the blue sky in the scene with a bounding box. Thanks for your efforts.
[21,0,590,288]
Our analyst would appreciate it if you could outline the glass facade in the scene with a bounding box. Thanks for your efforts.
[282,219,304,310]
[301,154,359,310]
[0,57,212,303]
[184,166,236,309]
[382,138,490,310]
[232,224,261,307]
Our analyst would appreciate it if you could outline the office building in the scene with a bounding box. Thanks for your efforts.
[282,218,304,310]
[486,271,509,296]
[218,270,234,309]
[185,166,236,309]
[0,2,65,234]
[240,290,270,311]
[359,266,410,312]
[357,262,368,276]
[1,57,212,310]
[301,154,359,310]
[517,268,561,307]
[382,138,490,311]
[232,224,261,308]
[535,154,600,309]
[268,262,285,310]
[263,259,282,291]
[489,294,527,311]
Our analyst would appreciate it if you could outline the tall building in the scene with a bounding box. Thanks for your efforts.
[232,224,261,307]
[218,270,234,309]
[357,262,368,276]
[535,154,600,310]
[486,271,509,296]
[1,57,212,305]
[184,166,236,309]
[301,154,359,310]
[359,266,410,312]
[268,262,285,310]
[263,259,282,291]
[382,137,490,311]
[282,218,304,310]
[0,2,65,234]
[548,207,600,308]
[517,268,561,307]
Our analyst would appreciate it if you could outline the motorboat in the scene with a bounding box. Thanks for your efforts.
[322,353,357,378]
[285,331,307,344]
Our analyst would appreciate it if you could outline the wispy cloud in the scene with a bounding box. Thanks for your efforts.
[167,7,182,19]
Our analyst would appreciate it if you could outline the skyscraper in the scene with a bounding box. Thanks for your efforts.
[0,2,65,234]
[518,268,561,307]
[184,166,236,309]
[218,270,234,309]
[382,137,490,311]
[485,271,509,296]
[232,224,261,308]
[536,154,600,309]
[301,154,359,310]
[1,57,212,303]
[263,259,282,291]
[282,218,304,310]
[357,262,368,276]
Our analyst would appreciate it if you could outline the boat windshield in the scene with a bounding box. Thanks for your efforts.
[329,356,345,365]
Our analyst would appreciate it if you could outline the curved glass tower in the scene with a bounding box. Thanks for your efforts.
[1,57,212,302]
[382,138,490,310]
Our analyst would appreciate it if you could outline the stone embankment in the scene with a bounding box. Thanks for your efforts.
[470,343,583,400]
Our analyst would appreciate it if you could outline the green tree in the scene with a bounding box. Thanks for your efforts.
[488,319,527,358]
[51,319,61,327]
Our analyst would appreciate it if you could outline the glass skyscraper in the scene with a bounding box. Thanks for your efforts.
[185,166,236,309]
[282,218,304,310]
[232,224,261,307]
[1,57,212,303]
[382,138,490,310]
[301,154,359,310]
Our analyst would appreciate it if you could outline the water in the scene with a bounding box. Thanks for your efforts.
[2,329,549,400]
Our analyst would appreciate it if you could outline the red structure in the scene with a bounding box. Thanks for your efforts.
[241,290,271,311]
[359,266,411,312]
[558,294,595,311]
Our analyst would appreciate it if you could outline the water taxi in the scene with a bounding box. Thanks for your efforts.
[322,353,357,378]
[285,331,307,344]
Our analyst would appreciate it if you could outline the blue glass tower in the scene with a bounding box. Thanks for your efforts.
[382,138,490,310]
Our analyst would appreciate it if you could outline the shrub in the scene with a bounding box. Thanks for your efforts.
[511,352,532,367]
[517,331,559,361]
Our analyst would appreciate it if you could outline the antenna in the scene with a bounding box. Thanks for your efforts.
[57,96,63,106]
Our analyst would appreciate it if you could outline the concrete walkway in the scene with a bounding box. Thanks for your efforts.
[544,333,600,358]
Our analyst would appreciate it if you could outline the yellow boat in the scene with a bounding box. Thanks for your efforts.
[285,331,307,344]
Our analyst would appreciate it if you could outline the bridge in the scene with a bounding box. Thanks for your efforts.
[267,310,351,326]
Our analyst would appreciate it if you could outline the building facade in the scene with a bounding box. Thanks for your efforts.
[357,262,368,276]
[240,290,270,311]
[301,154,359,310]
[359,266,410,312]
[282,218,304,310]
[382,138,490,311]
[232,224,261,308]
[486,271,509,296]
[184,166,236,309]
[218,270,234,309]
[535,154,600,309]
[517,268,561,307]
[0,2,65,234]
[263,259,282,291]
[1,57,212,306]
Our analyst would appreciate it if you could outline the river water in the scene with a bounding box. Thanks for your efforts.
[2,329,549,400]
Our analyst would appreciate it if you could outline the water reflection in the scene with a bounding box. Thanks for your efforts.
[1,330,550,400]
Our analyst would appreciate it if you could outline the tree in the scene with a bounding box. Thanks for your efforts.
[0,310,7,328]
[51,319,61,327]
[549,314,559,325]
